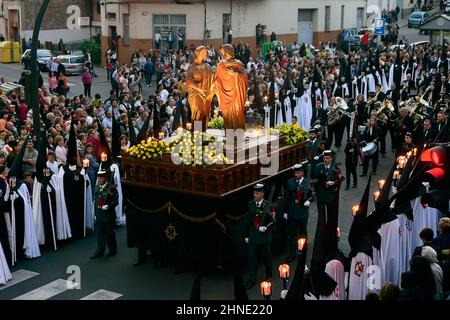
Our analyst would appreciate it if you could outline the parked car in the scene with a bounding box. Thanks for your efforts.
[408,11,431,28]
[21,49,58,72]
[57,53,86,75]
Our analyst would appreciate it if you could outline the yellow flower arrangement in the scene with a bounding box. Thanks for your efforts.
[127,138,171,161]
[208,116,224,130]
[268,123,307,145]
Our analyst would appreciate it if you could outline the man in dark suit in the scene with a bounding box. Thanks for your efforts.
[313,150,343,262]
[244,183,275,289]
[361,116,381,176]
[386,82,401,113]
[435,111,449,142]
[310,100,327,128]
[91,170,119,259]
[305,128,322,178]
[284,163,311,262]
[414,118,436,146]
[397,132,415,156]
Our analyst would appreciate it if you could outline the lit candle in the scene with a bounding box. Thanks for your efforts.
[10,177,16,188]
[101,153,107,162]
[406,151,412,158]
[373,190,380,201]
[393,170,400,180]
[43,168,50,177]
[245,100,251,107]
[260,281,272,298]
[352,205,359,216]
[378,179,386,190]
[279,264,290,279]
[399,159,406,169]
[264,96,268,103]
[158,132,165,140]
[412,148,417,156]
[275,93,279,100]
[186,123,192,131]
[297,238,306,251]
[336,227,341,238]
[83,159,90,168]
[214,109,219,117]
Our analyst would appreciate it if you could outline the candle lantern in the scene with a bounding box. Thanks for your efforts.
[336,227,341,238]
[297,238,306,252]
[393,170,400,180]
[10,177,16,188]
[352,205,359,216]
[101,153,107,162]
[412,148,417,156]
[264,96,268,103]
[186,123,192,131]
[83,159,90,168]
[158,132,165,140]
[378,179,385,190]
[373,190,380,201]
[43,168,50,177]
[260,281,272,300]
[279,264,290,280]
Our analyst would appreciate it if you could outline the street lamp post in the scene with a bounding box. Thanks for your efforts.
[30,0,49,140]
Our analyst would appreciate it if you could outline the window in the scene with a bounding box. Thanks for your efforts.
[153,14,186,49]
[123,14,129,45]
[223,13,231,41]
[107,12,116,21]
[341,5,345,30]
[325,6,330,32]
[96,0,101,15]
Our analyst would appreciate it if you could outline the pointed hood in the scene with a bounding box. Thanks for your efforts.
[127,110,137,147]
[348,174,372,259]
[373,160,397,225]
[394,46,402,87]
[152,103,161,138]
[253,76,263,110]
[296,65,305,97]
[35,134,48,182]
[8,136,29,179]
[97,118,112,159]
[111,114,121,159]
[285,239,308,300]
[66,117,78,166]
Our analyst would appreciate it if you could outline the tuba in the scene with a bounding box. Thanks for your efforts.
[327,97,352,125]
[376,99,395,125]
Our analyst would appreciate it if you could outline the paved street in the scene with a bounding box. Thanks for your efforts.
[0,59,399,300]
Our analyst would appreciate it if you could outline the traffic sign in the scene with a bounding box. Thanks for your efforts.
[343,29,355,41]
[374,18,385,35]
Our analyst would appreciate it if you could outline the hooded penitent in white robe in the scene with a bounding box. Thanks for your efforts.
[275,100,283,126]
[109,163,124,225]
[32,179,44,245]
[371,246,384,288]
[397,213,413,278]
[320,259,345,300]
[284,96,292,124]
[83,172,94,230]
[16,184,41,259]
[348,252,373,300]
[55,167,72,240]
[295,92,312,132]
[366,74,376,93]
[352,78,360,99]
[360,76,368,101]
[264,105,271,129]
[378,218,401,286]
[411,197,440,250]
[0,241,11,285]
[381,70,389,93]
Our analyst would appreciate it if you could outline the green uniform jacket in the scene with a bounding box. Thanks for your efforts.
[286,177,310,220]
[94,183,119,222]
[305,139,321,162]
[314,162,341,204]
[244,199,274,245]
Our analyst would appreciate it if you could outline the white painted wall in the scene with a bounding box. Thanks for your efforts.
[101,0,367,40]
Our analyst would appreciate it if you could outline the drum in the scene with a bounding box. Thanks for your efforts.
[361,142,378,156]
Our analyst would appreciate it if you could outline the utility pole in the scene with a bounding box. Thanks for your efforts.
[30,0,49,139]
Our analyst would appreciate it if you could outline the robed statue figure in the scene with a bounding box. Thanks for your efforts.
[215,44,248,130]
[185,46,215,130]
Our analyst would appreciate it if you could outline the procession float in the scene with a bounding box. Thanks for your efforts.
[121,45,308,266]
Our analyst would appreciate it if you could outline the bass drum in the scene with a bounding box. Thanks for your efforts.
[361,142,378,156]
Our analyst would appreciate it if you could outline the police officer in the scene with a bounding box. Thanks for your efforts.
[313,150,343,263]
[244,183,275,289]
[284,163,311,263]
[90,170,119,259]
[305,128,322,178]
